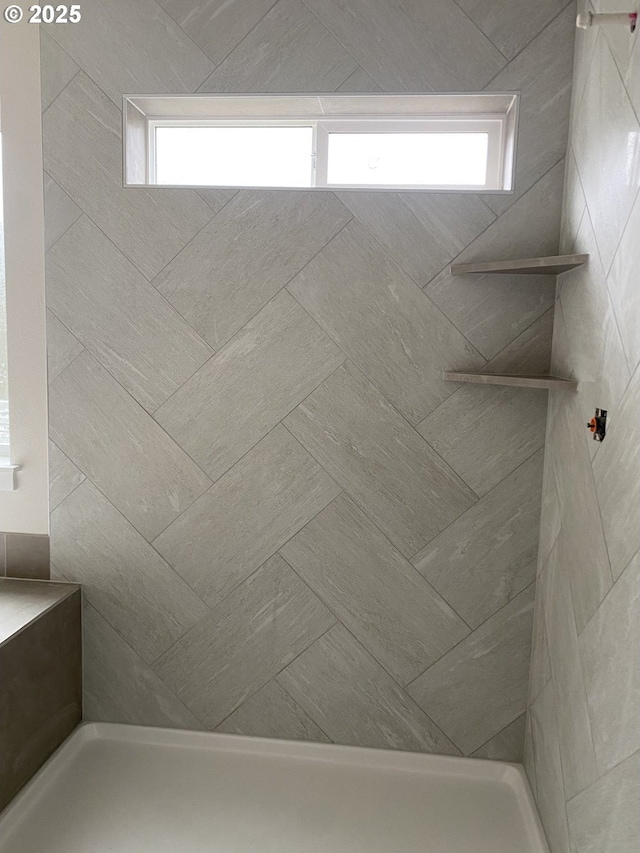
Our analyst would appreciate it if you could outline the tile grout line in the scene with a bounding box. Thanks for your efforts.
[275,508,472,684]
[299,0,394,94]
[50,473,214,626]
[149,207,355,417]
[211,620,340,733]
[82,600,211,730]
[480,0,576,91]
[193,0,280,80]
[405,579,536,691]
[46,211,219,371]
[326,204,489,373]
[470,710,526,758]
[448,0,510,62]
[284,281,486,499]
[148,357,348,545]
[48,343,216,519]
[268,569,464,755]
[278,384,478,631]
[407,443,545,564]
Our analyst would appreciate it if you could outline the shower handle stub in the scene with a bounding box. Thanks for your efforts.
[576,10,637,32]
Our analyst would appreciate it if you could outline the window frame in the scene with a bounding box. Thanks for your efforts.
[148,114,507,192]
[125,93,519,194]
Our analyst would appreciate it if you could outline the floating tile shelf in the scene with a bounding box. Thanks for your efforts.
[444,372,578,391]
[450,253,589,276]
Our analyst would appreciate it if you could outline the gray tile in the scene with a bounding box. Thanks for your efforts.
[285,362,477,558]
[412,451,542,629]
[303,0,505,91]
[46,310,83,383]
[551,397,613,630]
[560,147,587,255]
[426,269,555,361]
[154,425,340,606]
[528,574,551,704]
[593,368,640,579]
[566,750,640,853]
[484,7,575,214]
[43,73,214,280]
[4,534,51,581]
[281,495,469,685]
[488,308,554,374]
[0,579,78,645]
[538,442,562,565]
[196,188,237,213]
[279,624,459,754]
[337,192,494,287]
[455,0,569,59]
[417,385,546,498]
[336,66,381,92]
[596,0,639,78]
[607,187,640,374]
[530,681,571,853]
[523,712,536,798]
[453,161,564,264]
[154,191,351,350]
[573,34,640,271]
[47,217,213,413]
[45,0,213,106]
[49,351,211,540]
[48,439,85,511]
[407,585,534,754]
[579,551,640,774]
[158,0,277,66]
[200,0,357,92]
[40,30,78,111]
[623,26,640,120]
[558,212,631,443]
[154,291,344,481]
[543,539,598,799]
[52,481,208,664]
[569,9,600,130]
[471,713,526,762]
[288,220,485,425]
[0,590,81,812]
[43,173,81,251]
[154,555,336,728]
[83,604,205,730]
[216,680,330,743]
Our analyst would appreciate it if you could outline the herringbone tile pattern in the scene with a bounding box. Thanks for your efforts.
[525,18,640,852]
[42,0,575,760]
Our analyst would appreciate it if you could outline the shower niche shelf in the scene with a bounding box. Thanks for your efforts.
[444,372,577,391]
[450,253,589,276]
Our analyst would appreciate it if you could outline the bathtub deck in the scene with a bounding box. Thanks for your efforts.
[0,723,548,852]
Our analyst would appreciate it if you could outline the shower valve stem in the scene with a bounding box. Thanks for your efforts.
[576,10,637,31]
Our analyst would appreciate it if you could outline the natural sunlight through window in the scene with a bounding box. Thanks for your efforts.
[325,130,489,187]
[155,125,314,187]
[124,94,518,192]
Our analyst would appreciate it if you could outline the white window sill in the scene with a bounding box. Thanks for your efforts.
[0,461,20,491]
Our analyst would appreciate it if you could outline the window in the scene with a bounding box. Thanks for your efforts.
[125,94,518,192]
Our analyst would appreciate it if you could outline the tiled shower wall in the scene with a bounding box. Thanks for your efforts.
[42,0,574,758]
[524,11,640,852]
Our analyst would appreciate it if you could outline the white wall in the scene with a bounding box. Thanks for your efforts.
[0,20,49,532]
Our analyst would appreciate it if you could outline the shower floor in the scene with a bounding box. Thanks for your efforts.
[0,723,548,852]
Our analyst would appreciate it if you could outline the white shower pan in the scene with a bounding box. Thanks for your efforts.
[0,723,548,852]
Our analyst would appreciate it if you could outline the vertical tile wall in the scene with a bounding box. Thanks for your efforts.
[525,9,640,851]
[41,0,574,758]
